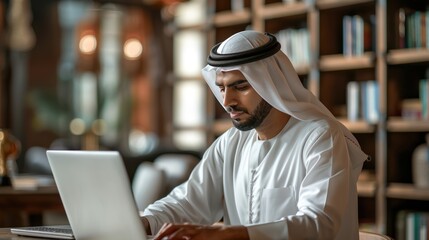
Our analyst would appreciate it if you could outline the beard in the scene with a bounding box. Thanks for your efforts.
[231,99,273,131]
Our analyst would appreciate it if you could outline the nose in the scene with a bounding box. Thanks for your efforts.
[222,88,236,108]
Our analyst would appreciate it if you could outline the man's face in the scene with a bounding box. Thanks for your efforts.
[215,70,272,131]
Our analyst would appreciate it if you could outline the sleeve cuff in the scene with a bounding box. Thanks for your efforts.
[142,214,161,236]
[246,219,289,240]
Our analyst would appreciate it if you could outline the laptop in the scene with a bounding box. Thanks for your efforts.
[11,150,152,240]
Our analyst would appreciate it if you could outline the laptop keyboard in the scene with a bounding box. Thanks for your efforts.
[29,226,73,233]
[20,225,74,235]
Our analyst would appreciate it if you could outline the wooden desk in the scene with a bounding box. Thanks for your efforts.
[0,227,50,239]
[0,186,65,227]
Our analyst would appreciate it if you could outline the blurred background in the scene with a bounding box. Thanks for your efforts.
[0,0,210,173]
[2,1,429,238]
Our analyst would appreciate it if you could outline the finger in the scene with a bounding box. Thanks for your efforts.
[154,224,202,240]
[154,223,178,240]
[168,227,198,240]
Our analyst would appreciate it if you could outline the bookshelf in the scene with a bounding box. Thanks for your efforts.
[319,53,374,71]
[387,183,429,201]
[387,48,429,65]
[385,1,429,238]
[200,0,429,237]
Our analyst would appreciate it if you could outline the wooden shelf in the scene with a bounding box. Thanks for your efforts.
[387,117,429,132]
[319,52,375,71]
[212,9,251,27]
[338,118,376,133]
[257,2,310,19]
[387,183,429,201]
[358,170,376,197]
[387,48,429,65]
[174,23,208,31]
[358,180,377,197]
[316,0,374,10]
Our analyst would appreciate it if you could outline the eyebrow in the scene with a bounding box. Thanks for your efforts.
[215,79,248,88]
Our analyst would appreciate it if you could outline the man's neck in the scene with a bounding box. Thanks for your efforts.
[256,109,291,140]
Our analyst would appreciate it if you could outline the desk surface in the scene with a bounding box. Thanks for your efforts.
[0,186,65,228]
[0,186,63,211]
[0,228,47,239]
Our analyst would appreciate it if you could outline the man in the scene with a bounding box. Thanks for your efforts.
[142,30,368,240]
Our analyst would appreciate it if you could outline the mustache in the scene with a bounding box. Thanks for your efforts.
[226,106,247,113]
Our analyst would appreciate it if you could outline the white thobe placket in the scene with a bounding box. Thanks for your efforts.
[248,140,271,224]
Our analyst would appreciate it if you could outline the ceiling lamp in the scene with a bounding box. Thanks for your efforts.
[79,34,97,54]
[123,38,143,60]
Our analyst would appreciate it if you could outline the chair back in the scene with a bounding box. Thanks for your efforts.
[153,154,199,192]
[132,162,166,211]
[132,153,199,211]
[359,231,393,240]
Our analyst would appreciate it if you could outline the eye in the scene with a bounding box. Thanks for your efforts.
[234,83,249,91]
[218,87,225,93]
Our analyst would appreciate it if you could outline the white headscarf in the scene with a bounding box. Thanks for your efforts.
[201,30,368,167]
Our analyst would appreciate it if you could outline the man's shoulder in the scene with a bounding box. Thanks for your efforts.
[293,117,332,129]
[291,117,342,136]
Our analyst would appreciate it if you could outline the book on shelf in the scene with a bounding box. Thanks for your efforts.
[420,79,429,119]
[402,8,429,49]
[353,15,364,56]
[276,28,310,68]
[231,0,244,12]
[396,210,429,240]
[422,11,427,48]
[343,15,353,56]
[347,81,360,121]
[399,79,429,120]
[364,15,375,52]
[401,99,422,120]
[343,15,373,56]
[397,8,407,49]
[363,81,379,123]
[347,80,379,123]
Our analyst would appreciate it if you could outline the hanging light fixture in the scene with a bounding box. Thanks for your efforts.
[123,38,143,60]
[79,33,97,55]
[121,8,147,76]
[76,7,100,72]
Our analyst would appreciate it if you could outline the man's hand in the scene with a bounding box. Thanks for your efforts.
[153,223,249,240]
